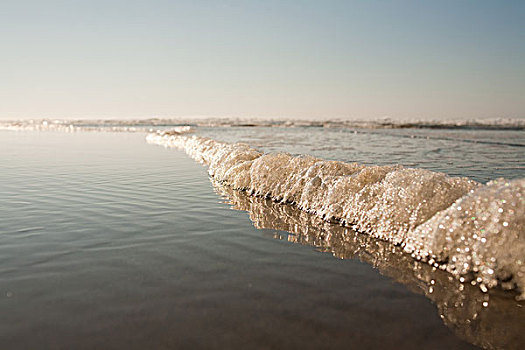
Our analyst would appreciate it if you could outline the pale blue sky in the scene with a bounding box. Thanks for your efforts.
[1,0,524,120]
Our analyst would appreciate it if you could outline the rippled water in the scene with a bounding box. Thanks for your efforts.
[1,129,524,349]
[197,127,525,183]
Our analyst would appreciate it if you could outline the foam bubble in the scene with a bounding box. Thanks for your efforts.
[405,178,525,295]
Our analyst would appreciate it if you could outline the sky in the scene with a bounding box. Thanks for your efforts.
[1,0,524,120]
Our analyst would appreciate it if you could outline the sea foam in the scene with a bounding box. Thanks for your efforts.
[147,130,525,298]
[0,120,194,134]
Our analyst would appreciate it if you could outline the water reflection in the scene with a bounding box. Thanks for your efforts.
[214,182,525,350]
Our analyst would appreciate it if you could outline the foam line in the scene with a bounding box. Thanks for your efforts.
[147,131,525,299]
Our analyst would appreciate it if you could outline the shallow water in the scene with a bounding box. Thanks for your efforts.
[0,130,492,349]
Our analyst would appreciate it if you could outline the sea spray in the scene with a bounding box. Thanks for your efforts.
[147,131,525,298]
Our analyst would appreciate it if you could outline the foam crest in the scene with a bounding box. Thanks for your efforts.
[146,132,525,298]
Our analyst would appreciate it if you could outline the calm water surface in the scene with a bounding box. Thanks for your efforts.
[1,130,522,349]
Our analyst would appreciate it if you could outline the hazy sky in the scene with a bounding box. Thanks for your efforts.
[1,0,524,120]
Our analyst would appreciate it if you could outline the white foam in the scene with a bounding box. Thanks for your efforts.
[147,132,525,298]
[0,120,195,135]
[2,117,525,132]
[405,178,525,293]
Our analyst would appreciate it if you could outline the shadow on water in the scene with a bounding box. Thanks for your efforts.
[213,181,525,350]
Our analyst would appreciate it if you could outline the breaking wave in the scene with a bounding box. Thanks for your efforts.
[147,131,525,299]
[2,117,524,131]
[0,120,194,134]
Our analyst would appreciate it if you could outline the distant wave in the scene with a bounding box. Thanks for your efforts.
[2,117,524,130]
[147,130,525,299]
[0,120,194,134]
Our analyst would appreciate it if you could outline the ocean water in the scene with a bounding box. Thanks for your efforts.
[196,126,525,183]
[1,124,525,349]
